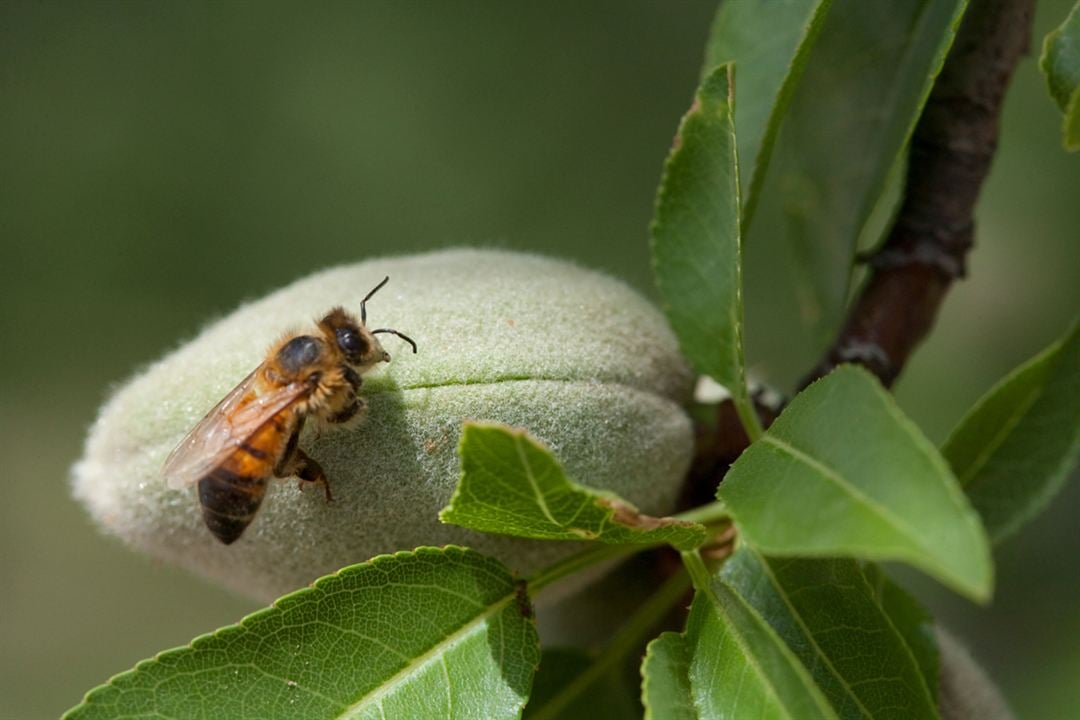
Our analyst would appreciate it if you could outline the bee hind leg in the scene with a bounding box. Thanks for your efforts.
[293,449,333,503]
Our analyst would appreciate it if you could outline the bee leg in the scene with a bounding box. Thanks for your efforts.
[273,421,304,476]
[342,365,363,393]
[293,449,333,503]
[327,395,365,425]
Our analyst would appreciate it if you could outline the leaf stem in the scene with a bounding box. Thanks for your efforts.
[528,502,730,595]
[680,549,715,593]
[527,568,692,720]
[673,499,729,526]
[528,544,638,595]
[527,500,731,598]
[732,389,764,443]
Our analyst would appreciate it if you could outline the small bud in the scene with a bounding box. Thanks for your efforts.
[72,249,694,601]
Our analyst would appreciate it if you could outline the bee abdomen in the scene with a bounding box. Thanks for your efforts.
[197,469,269,545]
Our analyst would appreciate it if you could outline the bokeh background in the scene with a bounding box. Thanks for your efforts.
[1,2,1077,717]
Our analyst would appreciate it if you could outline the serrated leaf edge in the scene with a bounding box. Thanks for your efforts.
[63,546,531,719]
[442,421,706,550]
[640,632,694,720]
[730,365,993,602]
[726,0,836,231]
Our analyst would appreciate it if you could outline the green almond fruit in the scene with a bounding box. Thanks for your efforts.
[72,249,694,601]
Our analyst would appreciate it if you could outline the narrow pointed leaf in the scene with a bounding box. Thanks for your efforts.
[720,549,939,719]
[646,589,839,719]
[719,365,993,602]
[641,597,840,720]
[703,0,834,226]
[1041,2,1080,150]
[943,321,1080,543]
[63,547,540,720]
[1067,90,1080,150]
[442,423,706,550]
[747,0,969,345]
[650,64,754,425]
[1042,2,1080,110]
[864,564,941,701]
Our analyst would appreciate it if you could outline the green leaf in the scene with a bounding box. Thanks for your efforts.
[442,422,706,551]
[1042,2,1080,110]
[530,564,691,719]
[1041,2,1080,150]
[748,0,969,344]
[641,633,695,720]
[63,547,540,720]
[525,648,638,720]
[943,321,1080,543]
[650,63,759,438]
[720,549,939,719]
[718,365,993,602]
[1067,89,1080,150]
[864,565,940,701]
[641,589,838,719]
[703,0,834,227]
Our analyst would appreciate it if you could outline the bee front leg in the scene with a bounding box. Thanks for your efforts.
[324,365,366,425]
[292,448,333,503]
[327,395,365,425]
[342,365,363,393]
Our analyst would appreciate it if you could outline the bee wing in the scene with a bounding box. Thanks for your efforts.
[162,367,312,489]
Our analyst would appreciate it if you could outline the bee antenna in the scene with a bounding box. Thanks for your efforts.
[371,328,418,354]
[361,276,390,325]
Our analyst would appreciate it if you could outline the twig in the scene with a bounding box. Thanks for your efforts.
[801,0,1037,388]
[680,395,779,510]
[683,0,1038,508]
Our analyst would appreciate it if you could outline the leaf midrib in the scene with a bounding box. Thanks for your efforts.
[760,435,932,559]
[751,551,876,720]
[512,433,560,529]
[700,583,835,720]
[954,383,1043,490]
[339,591,515,718]
[742,0,834,229]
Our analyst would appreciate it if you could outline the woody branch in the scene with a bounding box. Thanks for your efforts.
[685,0,1038,507]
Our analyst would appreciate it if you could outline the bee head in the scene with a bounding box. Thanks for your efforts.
[318,307,386,369]
[318,277,418,370]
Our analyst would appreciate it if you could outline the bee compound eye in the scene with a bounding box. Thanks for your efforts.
[335,328,368,357]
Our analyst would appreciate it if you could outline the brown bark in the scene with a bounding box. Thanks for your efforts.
[685,0,1038,502]
[801,0,1037,389]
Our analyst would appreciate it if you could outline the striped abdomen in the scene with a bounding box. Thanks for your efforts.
[198,409,295,544]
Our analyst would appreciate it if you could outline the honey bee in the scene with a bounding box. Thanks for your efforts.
[163,276,416,545]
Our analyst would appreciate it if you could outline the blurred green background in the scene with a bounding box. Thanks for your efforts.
[1,2,1077,718]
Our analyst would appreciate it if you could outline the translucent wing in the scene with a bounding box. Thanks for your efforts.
[162,366,312,489]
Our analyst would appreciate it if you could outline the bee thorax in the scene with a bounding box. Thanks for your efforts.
[276,335,322,374]
[303,369,358,420]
